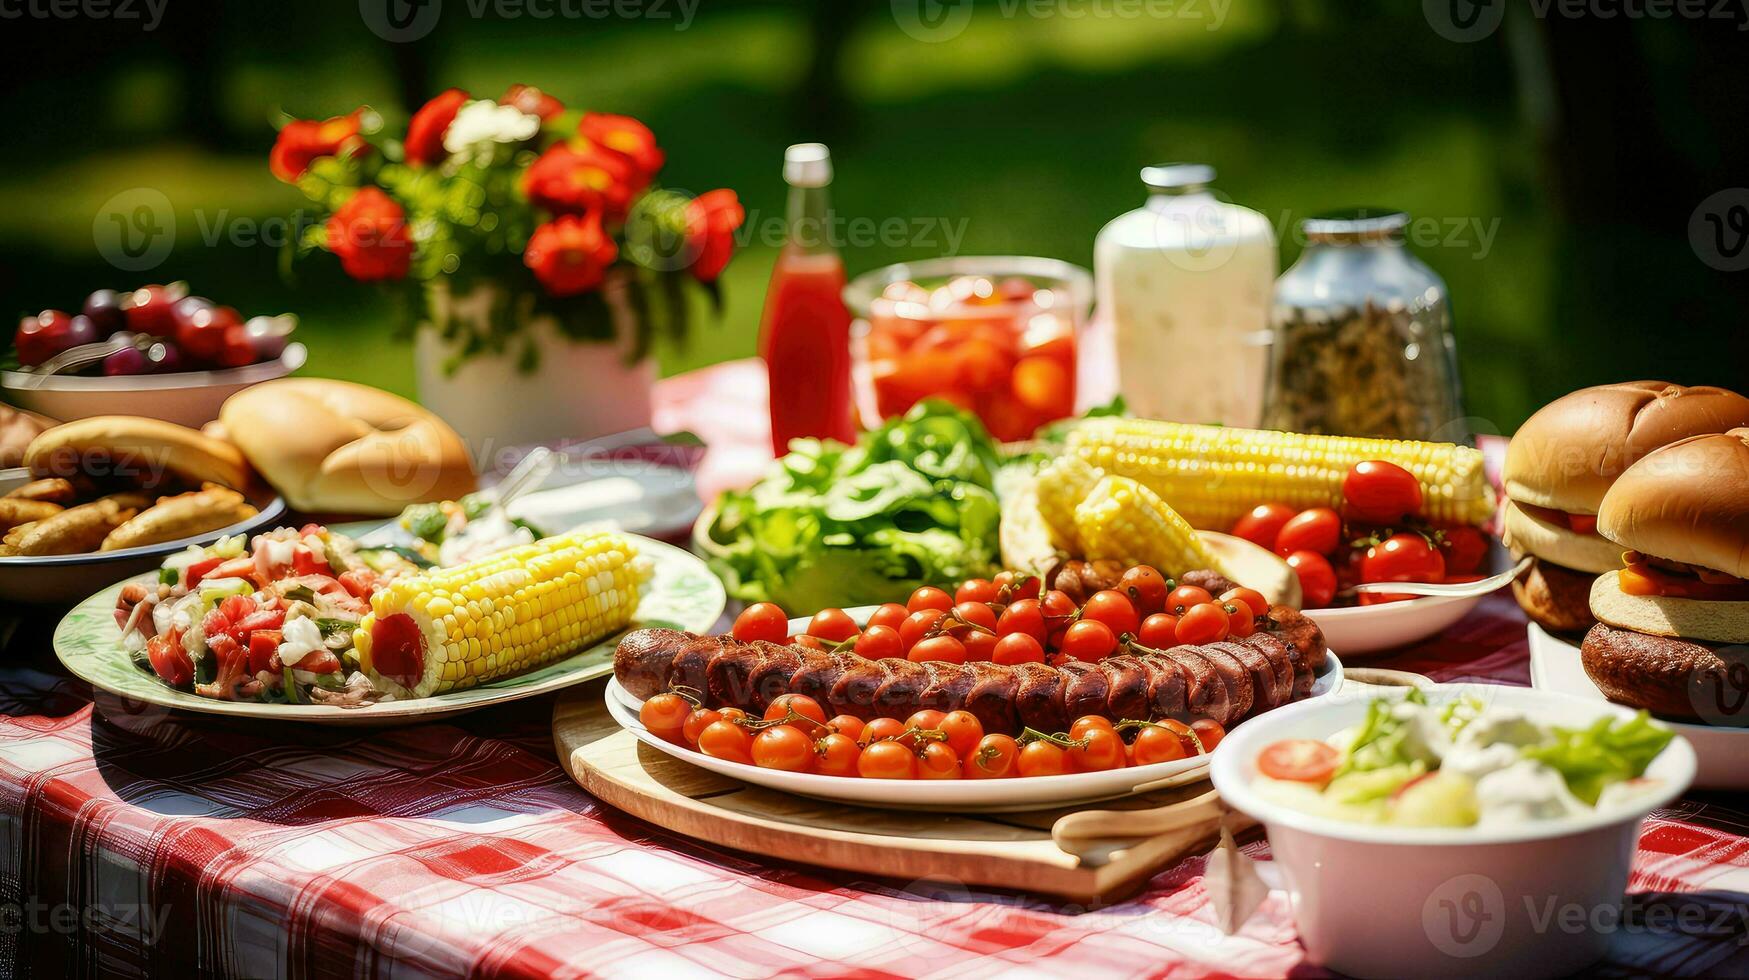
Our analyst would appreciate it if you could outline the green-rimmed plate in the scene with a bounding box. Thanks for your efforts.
[53,533,724,726]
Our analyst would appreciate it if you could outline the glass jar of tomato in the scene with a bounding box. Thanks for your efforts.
[843,257,1092,442]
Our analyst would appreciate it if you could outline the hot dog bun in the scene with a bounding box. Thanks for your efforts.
[219,379,475,515]
[23,416,252,490]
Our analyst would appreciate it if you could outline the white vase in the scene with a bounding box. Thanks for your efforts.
[415,279,656,453]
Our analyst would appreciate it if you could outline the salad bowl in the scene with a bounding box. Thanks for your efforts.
[1210,684,1693,979]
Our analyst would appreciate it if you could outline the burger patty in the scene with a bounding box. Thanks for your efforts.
[1513,557,1599,634]
[1581,622,1749,726]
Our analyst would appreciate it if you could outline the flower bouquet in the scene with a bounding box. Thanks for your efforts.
[270,85,744,373]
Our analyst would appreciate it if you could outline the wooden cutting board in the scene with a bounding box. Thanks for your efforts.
[552,682,1242,904]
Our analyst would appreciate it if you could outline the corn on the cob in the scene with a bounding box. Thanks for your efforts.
[1068,418,1495,529]
[354,529,648,699]
[1035,455,1102,554]
[1074,475,1226,580]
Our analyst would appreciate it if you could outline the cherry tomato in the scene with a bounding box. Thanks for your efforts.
[955,578,998,604]
[855,625,904,660]
[1118,565,1170,617]
[865,602,910,632]
[1285,550,1339,608]
[791,635,828,651]
[909,635,967,663]
[952,601,997,632]
[992,632,1046,665]
[1131,724,1190,765]
[1276,507,1342,557]
[1059,620,1117,661]
[1190,719,1226,753]
[964,734,1020,778]
[1231,502,1297,552]
[752,726,815,772]
[858,740,918,779]
[145,633,193,688]
[917,741,962,779]
[938,710,985,758]
[639,693,692,741]
[698,720,753,764]
[900,609,946,648]
[1438,525,1489,575]
[1017,740,1070,777]
[1220,587,1270,618]
[1069,715,1115,740]
[962,629,998,661]
[996,599,1047,643]
[1165,585,1214,616]
[827,714,864,741]
[1081,590,1140,638]
[861,717,907,745]
[807,608,858,643]
[1362,532,1446,585]
[1068,728,1128,772]
[764,694,827,727]
[732,603,789,643]
[1175,603,1231,645]
[1223,601,1256,638]
[719,708,748,723]
[993,570,1041,601]
[908,587,954,613]
[905,709,947,732]
[1137,613,1179,649]
[1257,738,1340,783]
[814,732,860,777]
[682,707,721,746]
[1039,589,1077,621]
[1343,460,1424,523]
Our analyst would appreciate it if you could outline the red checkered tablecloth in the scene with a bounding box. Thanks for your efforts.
[1,368,1746,978]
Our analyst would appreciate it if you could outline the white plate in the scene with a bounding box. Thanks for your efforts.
[1302,592,1485,659]
[605,636,1345,813]
[1527,623,1749,790]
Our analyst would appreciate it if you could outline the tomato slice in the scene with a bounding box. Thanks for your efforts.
[1256,739,1341,783]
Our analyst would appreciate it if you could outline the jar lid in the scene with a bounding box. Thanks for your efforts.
[1301,208,1409,243]
[784,143,832,187]
[1140,163,1215,194]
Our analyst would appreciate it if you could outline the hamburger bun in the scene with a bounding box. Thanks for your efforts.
[1579,622,1749,724]
[1504,381,1749,513]
[1596,428,1749,582]
[1501,500,1621,574]
[220,379,475,515]
[23,416,252,490]
[1590,569,1749,644]
[1511,556,1600,633]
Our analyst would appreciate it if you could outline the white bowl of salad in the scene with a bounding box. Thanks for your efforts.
[1209,684,1694,979]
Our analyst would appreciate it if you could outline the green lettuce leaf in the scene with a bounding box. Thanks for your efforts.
[1521,711,1674,805]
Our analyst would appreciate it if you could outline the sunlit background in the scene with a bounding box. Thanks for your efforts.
[4,0,1746,432]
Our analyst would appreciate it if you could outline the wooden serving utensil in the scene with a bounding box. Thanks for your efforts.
[1051,787,1231,861]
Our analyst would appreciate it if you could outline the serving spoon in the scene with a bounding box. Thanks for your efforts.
[1347,555,1531,599]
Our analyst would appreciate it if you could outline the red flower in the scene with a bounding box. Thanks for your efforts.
[501,84,564,121]
[269,109,366,183]
[325,187,413,282]
[525,213,618,297]
[578,113,664,182]
[522,143,642,220]
[685,189,744,283]
[404,88,469,167]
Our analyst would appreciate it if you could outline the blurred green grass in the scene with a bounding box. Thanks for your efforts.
[0,5,1573,430]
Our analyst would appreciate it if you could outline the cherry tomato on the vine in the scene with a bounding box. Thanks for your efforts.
[1118,565,1171,617]
[1276,507,1342,557]
[1082,590,1140,638]
[917,741,962,779]
[954,578,999,604]
[908,586,954,613]
[1285,550,1339,608]
[900,609,946,648]
[992,632,1046,665]
[964,734,1019,778]
[1190,719,1226,752]
[1361,532,1446,585]
[1059,620,1117,661]
[1017,740,1070,777]
[996,599,1047,644]
[938,710,984,758]
[909,635,967,663]
[865,602,910,632]
[814,732,860,777]
[807,607,858,643]
[858,740,918,779]
[1175,602,1231,645]
[732,602,788,643]
[751,725,815,772]
[697,720,753,764]
[639,693,691,742]
[764,693,826,727]
[1231,502,1297,552]
[1342,460,1424,524]
[855,625,904,660]
[1166,585,1214,616]
[1220,587,1270,618]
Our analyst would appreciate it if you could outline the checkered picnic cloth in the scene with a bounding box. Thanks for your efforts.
[3,373,1747,978]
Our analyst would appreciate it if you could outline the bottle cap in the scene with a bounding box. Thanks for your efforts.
[1140,163,1215,194]
[1302,208,1410,243]
[784,143,833,188]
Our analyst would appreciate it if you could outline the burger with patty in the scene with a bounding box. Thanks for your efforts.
[1503,382,1749,632]
[1581,428,1749,725]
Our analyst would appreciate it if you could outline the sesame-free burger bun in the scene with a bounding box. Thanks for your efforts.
[1501,500,1622,574]
[1596,428,1749,582]
[1589,569,1749,645]
[220,379,476,515]
[23,416,252,490]
[1504,381,1749,513]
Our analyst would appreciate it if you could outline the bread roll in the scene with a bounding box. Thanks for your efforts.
[1596,428,1749,581]
[1500,500,1621,575]
[1590,569,1749,645]
[219,379,475,515]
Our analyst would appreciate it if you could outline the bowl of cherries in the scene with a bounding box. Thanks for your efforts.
[3,283,306,428]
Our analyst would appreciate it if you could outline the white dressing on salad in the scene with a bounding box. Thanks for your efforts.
[1474,760,1582,826]
[276,616,325,667]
